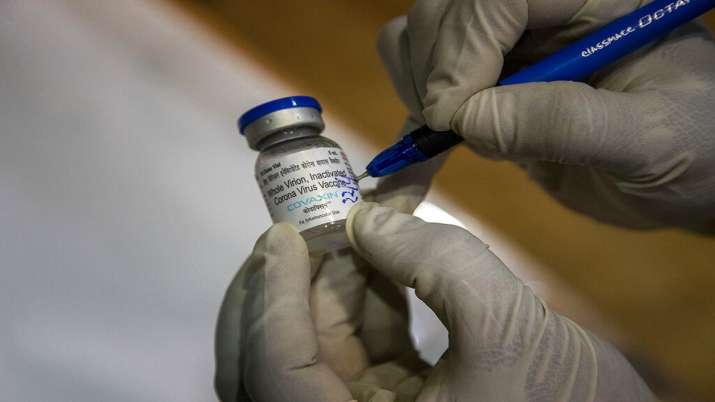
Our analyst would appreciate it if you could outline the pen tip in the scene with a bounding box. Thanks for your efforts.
[356,172,369,182]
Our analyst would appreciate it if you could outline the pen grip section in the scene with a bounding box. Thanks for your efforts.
[411,126,464,158]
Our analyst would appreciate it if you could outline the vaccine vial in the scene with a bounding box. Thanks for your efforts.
[238,96,361,253]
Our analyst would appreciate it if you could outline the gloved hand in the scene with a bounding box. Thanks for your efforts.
[378,0,715,231]
[214,220,427,402]
[215,202,655,401]
[215,115,449,400]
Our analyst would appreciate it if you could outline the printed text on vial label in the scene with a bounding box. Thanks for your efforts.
[256,148,360,230]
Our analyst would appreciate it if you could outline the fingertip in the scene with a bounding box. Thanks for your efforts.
[346,201,393,256]
[255,222,308,257]
[267,221,302,238]
[450,86,506,153]
[451,81,621,165]
[346,202,422,259]
[451,84,544,158]
[345,202,374,255]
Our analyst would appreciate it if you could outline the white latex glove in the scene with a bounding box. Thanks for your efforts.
[214,220,430,402]
[216,202,655,401]
[378,0,715,231]
[214,176,434,402]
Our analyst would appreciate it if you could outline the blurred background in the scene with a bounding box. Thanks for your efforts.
[1,1,714,401]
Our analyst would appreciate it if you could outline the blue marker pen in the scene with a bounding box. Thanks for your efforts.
[357,0,715,180]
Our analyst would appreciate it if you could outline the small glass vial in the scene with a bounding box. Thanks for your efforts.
[238,96,361,253]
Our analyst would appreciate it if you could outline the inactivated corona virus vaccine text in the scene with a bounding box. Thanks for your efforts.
[239,96,361,253]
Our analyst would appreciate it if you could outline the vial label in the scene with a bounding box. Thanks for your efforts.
[255,147,361,231]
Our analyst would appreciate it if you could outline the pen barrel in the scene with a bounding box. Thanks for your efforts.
[499,0,715,85]
[411,126,464,158]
